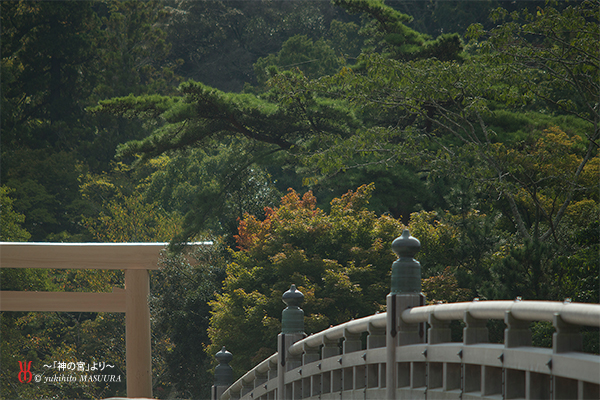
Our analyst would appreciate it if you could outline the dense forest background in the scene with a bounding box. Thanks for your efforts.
[1,1,598,399]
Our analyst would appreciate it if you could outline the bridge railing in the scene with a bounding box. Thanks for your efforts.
[212,230,600,400]
[401,300,600,327]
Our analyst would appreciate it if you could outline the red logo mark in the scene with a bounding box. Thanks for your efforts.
[18,361,33,383]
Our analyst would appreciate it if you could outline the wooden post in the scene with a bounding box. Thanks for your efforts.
[125,269,153,398]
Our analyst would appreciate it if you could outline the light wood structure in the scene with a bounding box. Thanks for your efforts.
[0,242,171,399]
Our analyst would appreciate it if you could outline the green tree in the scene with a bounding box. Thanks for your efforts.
[0,185,52,316]
[326,19,363,61]
[1,307,128,399]
[1,0,177,151]
[93,1,598,307]
[407,208,500,302]
[1,149,87,241]
[0,187,53,399]
[206,184,480,377]
[472,1,599,127]
[91,77,360,242]
[391,0,529,39]
[1,158,187,399]
[1,193,184,400]
[90,0,478,242]
[1,0,181,241]
[164,0,349,92]
[142,142,283,244]
[260,0,598,302]
[0,186,31,242]
[466,1,599,245]
[333,0,464,62]
[253,35,345,86]
[1,1,100,149]
[79,0,181,172]
[1,1,99,238]
[149,242,227,399]
[78,158,233,399]
[91,0,177,101]
[83,192,182,243]
[311,1,599,247]
[0,185,49,293]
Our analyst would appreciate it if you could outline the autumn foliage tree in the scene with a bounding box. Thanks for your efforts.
[207,184,404,374]
[206,184,478,376]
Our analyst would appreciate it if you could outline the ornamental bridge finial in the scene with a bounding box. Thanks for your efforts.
[282,284,304,334]
[390,229,421,294]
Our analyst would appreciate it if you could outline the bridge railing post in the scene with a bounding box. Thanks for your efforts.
[367,320,386,349]
[387,229,425,400]
[303,342,320,364]
[343,327,362,354]
[463,308,489,344]
[212,347,234,400]
[428,313,451,344]
[505,306,532,348]
[553,308,583,353]
[322,336,339,359]
[277,284,305,400]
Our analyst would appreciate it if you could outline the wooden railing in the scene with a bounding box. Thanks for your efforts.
[216,299,600,400]
[212,231,600,400]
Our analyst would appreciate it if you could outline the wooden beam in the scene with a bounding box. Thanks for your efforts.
[0,242,168,270]
[0,289,126,312]
[125,269,153,398]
